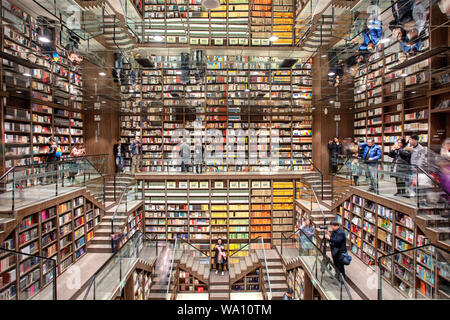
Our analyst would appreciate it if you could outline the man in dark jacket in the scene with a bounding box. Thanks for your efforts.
[113,138,126,173]
[328,137,343,173]
[45,138,58,184]
[325,221,348,279]
[389,0,413,31]
[387,138,411,196]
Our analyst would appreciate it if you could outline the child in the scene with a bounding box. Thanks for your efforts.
[351,158,360,186]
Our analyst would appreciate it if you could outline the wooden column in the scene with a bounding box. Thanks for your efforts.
[82,53,121,175]
[312,52,354,178]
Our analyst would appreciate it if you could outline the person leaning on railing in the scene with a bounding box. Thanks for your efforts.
[299,218,315,255]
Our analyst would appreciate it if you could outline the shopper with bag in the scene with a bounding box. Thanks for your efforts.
[214,238,227,276]
[325,221,350,280]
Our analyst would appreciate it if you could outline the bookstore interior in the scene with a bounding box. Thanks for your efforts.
[0,0,449,302]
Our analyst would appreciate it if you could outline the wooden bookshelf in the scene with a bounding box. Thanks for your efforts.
[0,0,84,170]
[333,193,450,299]
[352,5,450,155]
[142,0,295,47]
[178,270,208,293]
[230,267,261,291]
[120,54,312,172]
[0,193,102,300]
[140,175,298,251]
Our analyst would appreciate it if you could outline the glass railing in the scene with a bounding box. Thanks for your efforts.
[331,156,450,210]
[0,155,108,213]
[0,246,57,300]
[111,182,143,252]
[227,236,272,299]
[83,231,158,300]
[280,227,353,300]
[378,243,450,299]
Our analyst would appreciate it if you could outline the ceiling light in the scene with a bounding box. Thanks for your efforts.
[269,35,279,42]
[101,101,106,104]
[245,88,250,92]
[99,72,106,76]
[380,38,390,44]
[411,91,416,94]
[16,90,22,93]
[23,72,31,77]
[39,36,50,43]
[328,72,335,76]
[202,0,220,9]
[321,54,327,58]
[154,35,163,41]
[401,73,407,77]
[330,100,334,104]
[357,90,362,94]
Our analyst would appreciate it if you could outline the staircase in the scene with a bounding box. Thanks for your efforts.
[104,173,136,204]
[87,207,114,253]
[301,172,333,203]
[148,251,179,300]
[415,209,450,251]
[103,14,136,51]
[179,255,210,284]
[261,249,288,300]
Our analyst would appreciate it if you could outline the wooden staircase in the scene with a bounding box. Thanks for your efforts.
[209,272,230,300]
[260,249,289,300]
[104,173,136,207]
[179,255,210,284]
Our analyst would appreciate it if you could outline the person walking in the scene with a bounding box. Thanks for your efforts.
[299,218,315,255]
[113,138,126,173]
[130,136,142,173]
[179,138,191,172]
[214,238,227,276]
[328,137,343,173]
[361,138,382,192]
[193,139,204,174]
[325,221,348,280]
[387,138,411,197]
[68,142,86,182]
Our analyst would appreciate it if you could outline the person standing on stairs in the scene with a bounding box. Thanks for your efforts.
[214,238,227,276]
[299,218,315,255]
[130,136,142,174]
[113,138,126,173]
[325,221,348,280]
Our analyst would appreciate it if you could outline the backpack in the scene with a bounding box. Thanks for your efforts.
[55,147,62,158]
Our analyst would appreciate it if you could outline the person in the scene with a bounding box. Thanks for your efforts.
[357,138,366,159]
[389,0,413,29]
[299,218,315,255]
[113,138,126,173]
[130,136,142,173]
[179,138,191,172]
[68,142,86,182]
[404,134,427,168]
[351,158,361,186]
[328,137,343,173]
[193,139,204,174]
[439,138,450,196]
[359,19,382,52]
[325,221,347,280]
[361,138,382,192]
[214,238,226,276]
[45,138,58,184]
[388,138,411,196]
[283,288,294,300]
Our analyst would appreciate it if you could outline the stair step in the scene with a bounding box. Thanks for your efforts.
[269,275,288,283]
[270,282,288,290]
[88,243,111,253]
[270,291,286,300]
[267,268,284,276]
[209,292,229,300]
[209,284,229,292]
[186,257,194,269]
[148,292,167,300]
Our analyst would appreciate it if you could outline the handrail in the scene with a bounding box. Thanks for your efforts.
[177,236,209,257]
[83,230,157,300]
[111,185,129,252]
[166,237,178,300]
[0,167,14,181]
[281,227,353,300]
[259,237,272,300]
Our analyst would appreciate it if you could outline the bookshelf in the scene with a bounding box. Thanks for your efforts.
[140,176,297,251]
[0,193,102,300]
[231,268,261,291]
[0,0,84,170]
[142,0,296,46]
[178,270,208,293]
[352,4,450,155]
[287,266,305,299]
[334,193,450,299]
[120,54,312,172]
